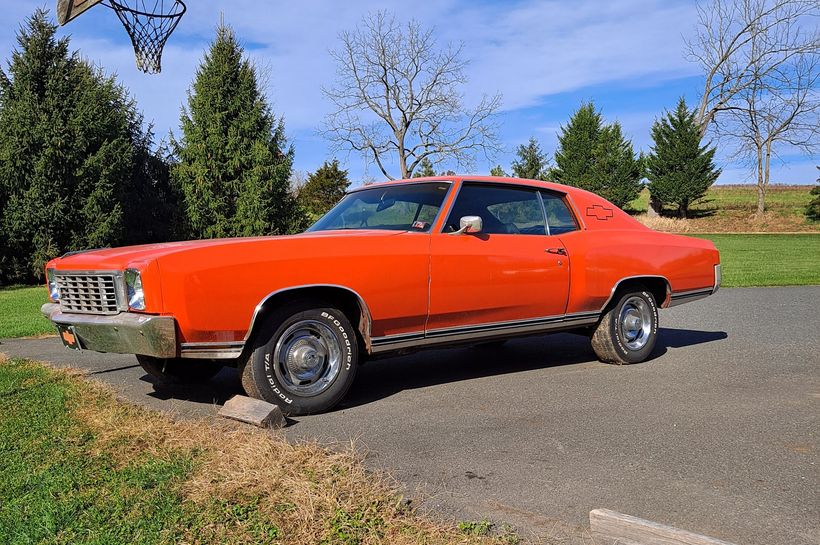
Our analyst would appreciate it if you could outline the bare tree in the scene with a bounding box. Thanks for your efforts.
[687,0,819,136]
[721,46,819,214]
[687,0,819,214]
[322,11,502,180]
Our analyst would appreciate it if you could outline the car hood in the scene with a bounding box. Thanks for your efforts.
[50,230,407,270]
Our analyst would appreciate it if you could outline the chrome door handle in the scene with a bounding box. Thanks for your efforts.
[545,248,567,255]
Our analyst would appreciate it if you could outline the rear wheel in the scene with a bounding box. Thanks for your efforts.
[137,355,223,385]
[242,302,358,416]
[591,288,658,364]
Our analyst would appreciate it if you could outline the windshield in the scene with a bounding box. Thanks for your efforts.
[308,182,451,233]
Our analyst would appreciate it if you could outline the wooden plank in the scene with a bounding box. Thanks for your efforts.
[218,395,285,429]
[589,509,739,545]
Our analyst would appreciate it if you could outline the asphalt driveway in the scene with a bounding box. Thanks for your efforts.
[2,287,818,545]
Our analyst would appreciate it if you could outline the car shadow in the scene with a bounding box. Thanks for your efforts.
[335,327,728,411]
[656,327,728,348]
[145,367,243,405]
[139,327,727,412]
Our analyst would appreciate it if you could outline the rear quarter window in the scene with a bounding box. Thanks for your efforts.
[541,192,579,235]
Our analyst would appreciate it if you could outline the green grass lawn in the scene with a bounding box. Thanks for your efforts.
[628,185,815,215]
[628,185,818,232]
[694,234,820,287]
[0,360,199,544]
[0,285,52,338]
[0,359,514,544]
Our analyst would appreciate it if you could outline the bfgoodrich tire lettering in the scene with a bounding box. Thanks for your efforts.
[243,302,358,416]
[591,289,658,364]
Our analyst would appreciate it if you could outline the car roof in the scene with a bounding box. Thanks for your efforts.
[352,175,578,195]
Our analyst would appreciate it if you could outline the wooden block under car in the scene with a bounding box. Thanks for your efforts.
[218,395,286,429]
[590,509,738,545]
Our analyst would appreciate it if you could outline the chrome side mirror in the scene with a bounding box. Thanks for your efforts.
[449,215,483,235]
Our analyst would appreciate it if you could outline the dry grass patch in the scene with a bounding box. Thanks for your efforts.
[634,214,692,233]
[8,358,519,545]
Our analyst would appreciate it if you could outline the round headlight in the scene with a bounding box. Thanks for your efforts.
[124,268,145,310]
[47,269,60,301]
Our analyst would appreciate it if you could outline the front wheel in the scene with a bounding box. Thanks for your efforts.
[591,289,658,364]
[241,303,358,416]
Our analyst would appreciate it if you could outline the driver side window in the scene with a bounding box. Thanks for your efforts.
[445,184,546,235]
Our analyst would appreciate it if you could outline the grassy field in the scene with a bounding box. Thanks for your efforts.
[694,234,820,287]
[629,185,819,232]
[0,357,515,545]
[0,285,51,338]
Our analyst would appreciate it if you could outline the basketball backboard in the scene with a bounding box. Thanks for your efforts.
[56,0,104,26]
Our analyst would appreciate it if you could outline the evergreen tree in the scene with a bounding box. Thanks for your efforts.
[646,98,720,218]
[511,137,549,180]
[587,122,644,208]
[412,157,436,177]
[551,102,603,186]
[806,167,820,222]
[0,10,169,283]
[299,159,350,221]
[551,102,643,208]
[172,23,298,239]
[489,165,507,177]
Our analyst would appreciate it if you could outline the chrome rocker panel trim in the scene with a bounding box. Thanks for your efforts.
[41,302,177,358]
[179,341,244,359]
[370,311,601,353]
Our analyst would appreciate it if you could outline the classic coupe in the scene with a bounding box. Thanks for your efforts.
[42,176,721,415]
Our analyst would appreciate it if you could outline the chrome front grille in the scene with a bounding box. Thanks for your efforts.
[55,272,123,315]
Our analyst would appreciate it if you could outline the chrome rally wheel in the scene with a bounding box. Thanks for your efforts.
[591,288,658,364]
[273,320,342,397]
[618,296,653,351]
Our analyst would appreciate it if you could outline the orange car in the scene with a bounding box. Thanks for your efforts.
[42,176,720,415]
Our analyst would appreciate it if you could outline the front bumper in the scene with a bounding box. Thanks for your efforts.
[41,303,177,358]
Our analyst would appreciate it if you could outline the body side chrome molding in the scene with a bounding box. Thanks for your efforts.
[370,311,600,354]
[668,287,714,307]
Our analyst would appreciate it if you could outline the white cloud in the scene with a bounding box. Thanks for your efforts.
[447,0,700,110]
[2,0,698,131]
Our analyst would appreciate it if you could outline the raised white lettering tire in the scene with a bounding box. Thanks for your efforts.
[591,289,658,364]
[242,302,358,416]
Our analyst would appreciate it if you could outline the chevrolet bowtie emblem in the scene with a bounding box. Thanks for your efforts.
[586,204,614,220]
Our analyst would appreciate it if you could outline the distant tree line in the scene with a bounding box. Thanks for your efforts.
[496,99,720,216]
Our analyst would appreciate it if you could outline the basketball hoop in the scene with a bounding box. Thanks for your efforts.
[105,0,186,74]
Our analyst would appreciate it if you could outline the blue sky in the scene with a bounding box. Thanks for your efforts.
[2,0,817,185]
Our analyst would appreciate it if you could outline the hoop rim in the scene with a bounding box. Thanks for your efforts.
[105,0,186,19]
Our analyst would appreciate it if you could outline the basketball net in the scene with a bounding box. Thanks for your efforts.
[106,0,186,74]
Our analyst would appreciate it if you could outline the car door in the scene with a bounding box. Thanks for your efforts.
[427,182,570,337]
